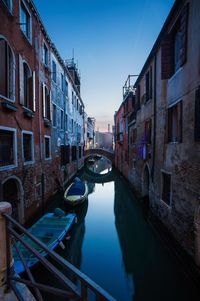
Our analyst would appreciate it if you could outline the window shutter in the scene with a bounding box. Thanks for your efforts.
[161,34,173,80]
[32,71,36,111]
[19,54,24,104]
[194,87,200,141]
[42,83,46,117]
[177,100,183,142]
[180,3,189,67]
[50,91,53,121]
[28,74,33,110]
[0,40,7,96]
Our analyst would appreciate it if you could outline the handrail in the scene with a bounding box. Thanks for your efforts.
[3,213,117,301]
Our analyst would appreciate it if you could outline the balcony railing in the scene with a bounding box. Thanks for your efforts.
[2,209,116,301]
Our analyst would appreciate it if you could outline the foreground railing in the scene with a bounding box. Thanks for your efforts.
[1,203,116,301]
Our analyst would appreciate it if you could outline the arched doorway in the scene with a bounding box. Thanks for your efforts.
[2,177,24,223]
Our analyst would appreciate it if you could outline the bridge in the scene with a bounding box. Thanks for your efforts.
[84,148,115,165]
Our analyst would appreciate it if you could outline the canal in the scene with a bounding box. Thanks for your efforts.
[34,158,200,301]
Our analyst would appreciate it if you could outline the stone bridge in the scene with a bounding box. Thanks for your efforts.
[84,148,115,165]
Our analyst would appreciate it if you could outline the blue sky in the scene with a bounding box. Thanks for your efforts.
[34,0,175,131]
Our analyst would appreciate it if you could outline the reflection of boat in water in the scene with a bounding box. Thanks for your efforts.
[93,154,102,160]
[13,210,76,274]
[64,177,88,207]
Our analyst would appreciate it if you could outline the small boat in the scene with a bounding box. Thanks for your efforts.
[94,154,102,160]
[87,158,95,164]
[64,177,88,206]
[13,209,76,274]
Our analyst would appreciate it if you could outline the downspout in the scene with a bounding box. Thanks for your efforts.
[151,53,157,180]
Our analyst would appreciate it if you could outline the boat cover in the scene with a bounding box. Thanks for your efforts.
[68,181,85,196]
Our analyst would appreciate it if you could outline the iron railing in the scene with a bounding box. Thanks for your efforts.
[3,213,117,301]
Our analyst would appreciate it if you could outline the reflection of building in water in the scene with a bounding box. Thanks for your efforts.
[114,178,162,301]
[87,182,95,195]
[88,158,112,175]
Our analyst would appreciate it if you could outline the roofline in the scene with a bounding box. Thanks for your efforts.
[134,0,183,87]
[29,0,84,107]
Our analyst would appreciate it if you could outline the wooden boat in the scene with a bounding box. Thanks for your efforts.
[63,177,88,207]
[13,210,76,274]
[87,158,95,164]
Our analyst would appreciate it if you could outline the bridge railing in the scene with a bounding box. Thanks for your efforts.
[0,202,116,301]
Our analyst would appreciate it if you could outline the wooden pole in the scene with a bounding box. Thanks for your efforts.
[0,202,12,287]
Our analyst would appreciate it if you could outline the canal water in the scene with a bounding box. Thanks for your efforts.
[34,158,200,301]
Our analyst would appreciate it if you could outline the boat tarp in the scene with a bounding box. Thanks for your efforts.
[67,182,85,196]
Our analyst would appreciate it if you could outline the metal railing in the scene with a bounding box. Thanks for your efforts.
[3,213,117,301]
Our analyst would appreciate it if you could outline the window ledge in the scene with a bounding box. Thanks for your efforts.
[23,107,34,118]
[168,67,183,83]
[0,164,17,171]
[1,101,18,112]
[44,118,51,127]
[23,160,35,166]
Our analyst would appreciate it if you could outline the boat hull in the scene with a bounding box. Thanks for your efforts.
[64,183,88,207]
[13,213,76,274]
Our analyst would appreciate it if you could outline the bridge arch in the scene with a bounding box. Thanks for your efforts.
[84,148,115,165]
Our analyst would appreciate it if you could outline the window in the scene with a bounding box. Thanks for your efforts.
[130,128,137,145]
[2,0,12,12]
[61,73,64,92]
[65,114,68,131]
[0,38,15,101]
[145,67,152,101]
[0,127,17,169]
[167,101,182,143]
[162,172,171,206]
[52,61,56,83]
[20,1,31,41]
[71,146,77,161]
[144,119,152,144]
[23,63,33,109]
[136,84,140,110]
[72,91,74,105]
[79,146,82,158]
[194,87,200,141]
[65,81,68,96]
[22,132,34,163]
[44,136,51,159]
[61,110,64,129]
[53,104,56,127]
[42,84,50,120]
[43,43,48,66]
[161,4,189,79]
[61,145,70,165]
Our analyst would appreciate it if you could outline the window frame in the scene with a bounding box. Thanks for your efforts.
[2,0,13,13]
[0,126,17,171]
[44,135,51,160]
[161,170,172,207]
[20,0,32,43]
[43,41,49,67]
[0,36,16,102]
[22,130,34,165]
[52,60,57,83]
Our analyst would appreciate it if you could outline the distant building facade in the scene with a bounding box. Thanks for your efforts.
[95,131,113,151]
[85,117,95,149]
[115,0,200,266]
[0,0,85,223]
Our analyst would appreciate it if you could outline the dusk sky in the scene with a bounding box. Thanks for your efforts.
[34,0,175,131]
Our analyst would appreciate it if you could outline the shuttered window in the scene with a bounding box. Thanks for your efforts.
[162,172,171,206]
[0,39,15,101]
[44,136,51,159]
[61,145,70,165]
[194,87,200,141]
[167,101,182,143]
[161,3,189,79]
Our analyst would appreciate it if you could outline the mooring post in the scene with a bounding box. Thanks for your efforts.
[0,202,13,289]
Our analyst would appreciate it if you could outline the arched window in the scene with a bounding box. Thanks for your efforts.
[0,38,15,101]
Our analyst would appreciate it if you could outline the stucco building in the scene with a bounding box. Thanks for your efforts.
[124,0,200,265]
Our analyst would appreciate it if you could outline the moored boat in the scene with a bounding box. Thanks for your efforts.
[13,210,76,274]
[63,177,88,207]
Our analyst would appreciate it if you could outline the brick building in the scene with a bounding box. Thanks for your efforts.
[0,0,85,223]
[115,75,135,179]
[119,0,200,265]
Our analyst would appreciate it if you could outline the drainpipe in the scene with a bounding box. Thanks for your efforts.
[151,54,157,180]
[0,202,13,289]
